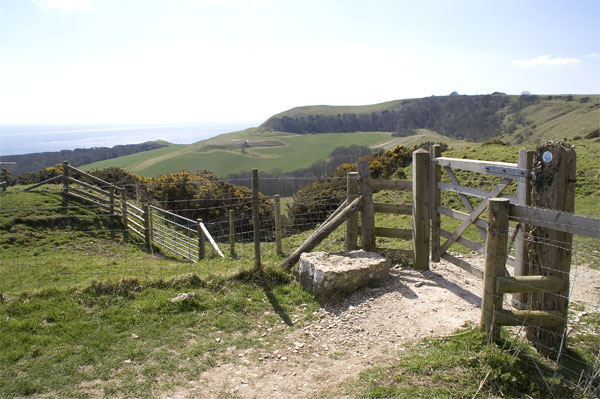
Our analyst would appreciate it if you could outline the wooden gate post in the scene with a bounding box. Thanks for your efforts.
[481,198,510,341]
[526,143,576,355]
[274,195,283,256]
[357,160,375,251]
[345,171,359,251]
[109,186,115,214]
[229,210,236,258]
[430,145,441,262]
[412,149,430,270]
[142,203,152,252]
[512,148,535,309]
[251,169,261,269]
[120,189,129,244]
[197,218,206,260]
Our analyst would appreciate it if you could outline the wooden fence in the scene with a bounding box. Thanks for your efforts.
[26,162,226,263]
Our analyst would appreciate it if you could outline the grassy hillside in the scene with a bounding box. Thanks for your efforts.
[82,131,398,177]
[80,94,598,178]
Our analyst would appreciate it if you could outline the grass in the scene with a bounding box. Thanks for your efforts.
[350,325,599,399]
[82,131,395,177]
[0,187,321,398]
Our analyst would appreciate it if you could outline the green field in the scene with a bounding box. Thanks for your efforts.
[82,131,394,177]
[81,129,472,177]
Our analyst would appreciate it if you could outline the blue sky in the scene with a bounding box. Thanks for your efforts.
[0,0,598,124]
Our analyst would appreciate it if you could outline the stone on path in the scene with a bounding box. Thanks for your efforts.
[296,250,391,301]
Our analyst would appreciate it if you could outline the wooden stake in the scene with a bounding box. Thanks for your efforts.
[526,143,575,355]
[345,172,359,251]
[430,145,441,262]
[274,195,283,256]
[251,169,261,269]
[121,189,129,244]
[357,160,375,251]
[412,149,430,270]
[513,148,534,309]
[481,197,510,341]
[197,218,206,260]
[229,210,235,258]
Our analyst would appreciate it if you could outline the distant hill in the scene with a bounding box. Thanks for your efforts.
[1,141,170,176]
[258,94,600,144]
[79,93,599,178]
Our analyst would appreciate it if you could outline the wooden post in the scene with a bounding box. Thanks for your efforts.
[412,149,430,270]
[357,160,375,251]
[481,197,510,341]
[526,143,576,355]
[109,186,115,214]
[120,189,129,244]
[229,210,236,258]
[274,195,283,256]
[345,171,359,251]
[62,161,69,191]
[512,149,534,309]
[251,169,261,268]
[430,145,441,262]
[197,218,206,260]
[142,203,151,252]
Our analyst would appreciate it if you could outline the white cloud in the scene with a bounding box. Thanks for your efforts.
[585,53,599,58]
[510,55,581,67]
[32,0,95,12]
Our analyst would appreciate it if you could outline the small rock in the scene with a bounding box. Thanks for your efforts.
[414,281,424,288]
[215,337,221,343]
[170,292,196,303]
[131,333,139,339]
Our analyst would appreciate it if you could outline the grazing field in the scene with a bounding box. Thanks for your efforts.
[2,138,599,398]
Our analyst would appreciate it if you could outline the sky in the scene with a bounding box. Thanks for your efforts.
[0,0,598,124]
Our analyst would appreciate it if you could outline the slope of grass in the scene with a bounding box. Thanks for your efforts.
[83,131,395,177]
[0,187,320,398]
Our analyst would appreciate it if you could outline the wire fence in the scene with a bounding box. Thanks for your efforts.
[0,180,349,296]
[481,214,600,397]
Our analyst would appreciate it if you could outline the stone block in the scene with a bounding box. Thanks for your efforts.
[296,250,391,301]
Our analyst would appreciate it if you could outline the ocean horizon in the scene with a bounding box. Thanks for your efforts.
[0,122,259,156]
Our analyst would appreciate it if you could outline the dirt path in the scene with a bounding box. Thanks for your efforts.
[165,256,599,399]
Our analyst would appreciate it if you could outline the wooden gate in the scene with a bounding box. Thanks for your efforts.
[429,145,534,279]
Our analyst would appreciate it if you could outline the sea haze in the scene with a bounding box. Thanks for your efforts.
[0,122,258,156]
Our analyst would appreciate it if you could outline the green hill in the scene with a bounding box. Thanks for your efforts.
[81,94,599,177]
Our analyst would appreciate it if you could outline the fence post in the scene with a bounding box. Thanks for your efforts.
[251,169,261,269]
[120,189,129,244]
[345,171,359,251]
[357,160,375,251]
[109,186,115,214]
[142,203,151,253]
[274,195,283,256]
[197,218,206,260]
[62,161,70,193]
[229,210,236,258]
[481,197,510,341]
[412,149,430,270]
[430,144,441,262]
[526,143,576,355]
[512,148,535,309]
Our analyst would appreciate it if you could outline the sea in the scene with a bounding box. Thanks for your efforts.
[0,122,259,156]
